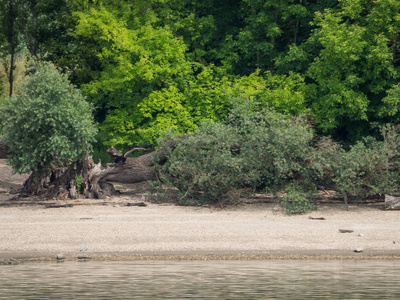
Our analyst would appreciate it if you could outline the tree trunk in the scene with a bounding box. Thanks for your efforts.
[26,0,37,57]
[19,139,176,199]
[294,19,300,45]
[23,170,47,195]
[86,147,168,199]
[0,137,9,158]
[8,0,16,97]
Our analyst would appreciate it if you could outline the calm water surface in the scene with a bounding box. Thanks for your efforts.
[1,260,400,299]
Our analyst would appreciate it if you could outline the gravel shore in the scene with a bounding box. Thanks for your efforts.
[1,201,400,261]
[1,159,400,261]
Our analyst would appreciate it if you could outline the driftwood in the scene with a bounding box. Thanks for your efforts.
[339,229,354,233]
[308,217,326,220]
[86,149,162,199]
[17,138,180,199]
[385,194,400,210]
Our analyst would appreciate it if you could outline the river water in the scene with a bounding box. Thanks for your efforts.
[1,260,400,299]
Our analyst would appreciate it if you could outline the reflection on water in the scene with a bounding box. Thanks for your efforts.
[1,260,400,299]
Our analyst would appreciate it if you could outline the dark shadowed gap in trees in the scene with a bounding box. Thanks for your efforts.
[26,0,37,57]
[8,0,16,97]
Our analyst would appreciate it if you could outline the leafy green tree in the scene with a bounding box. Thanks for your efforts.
[72,4,194,148]
[25,0,70,57]
[55,0,349,150]
[71,3,308,149]
[0,62,96,192]
[0,0,21,96]
[221,0,338,75]
[69,0,311,149]
[304,0,400,140]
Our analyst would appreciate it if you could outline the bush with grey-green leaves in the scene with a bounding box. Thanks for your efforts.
[157,98,400,213]
[157,98,315,207]
[0,62,97,175]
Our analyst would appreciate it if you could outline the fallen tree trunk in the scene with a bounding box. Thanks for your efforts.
[20,138,176,199]
[85,149,165,199]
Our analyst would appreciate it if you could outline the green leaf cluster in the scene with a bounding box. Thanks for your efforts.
[279,184,316,215]
[304,0,400,139]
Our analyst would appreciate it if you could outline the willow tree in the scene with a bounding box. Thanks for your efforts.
[0,62,97,195]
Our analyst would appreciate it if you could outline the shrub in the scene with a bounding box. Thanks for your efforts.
[158,122,246,205]
[310,125,400,206]
[157,98,316,206]
[75,175,84,193]
[279,184,316,215]
[0,61,97,175]
[157,98,400,212]
[226,98,315,191]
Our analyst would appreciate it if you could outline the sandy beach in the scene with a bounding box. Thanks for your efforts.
[1,201,400,261]
[1,159,400,261]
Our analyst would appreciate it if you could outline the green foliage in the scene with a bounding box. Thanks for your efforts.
[0,58,4,97]
[310,125,400,199]
[75,175,84,193]
[279,184,316,215]
[235,0,307,73]
[305,0,400,140]
[3,0,400,212]
[71,2,311,149]
[225,98,314,191]
[158,98,315,206]
[91,131,112,165]
[380,84,400,120]
[229,70,308,116]
[137,64,232,144]
[0,0,70,60]
[0,61,97,174]
[157,122,245,205]
[157,98,400,212]
[72,4,232,148]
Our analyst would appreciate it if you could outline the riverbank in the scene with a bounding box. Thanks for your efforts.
[1,201,400,262]
[1,159,400,262]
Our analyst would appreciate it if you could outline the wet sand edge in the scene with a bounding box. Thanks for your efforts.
[2,249,400,263]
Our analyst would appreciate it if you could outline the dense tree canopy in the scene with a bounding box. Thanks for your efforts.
[1,0,400,148]
[306,0,400,139]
